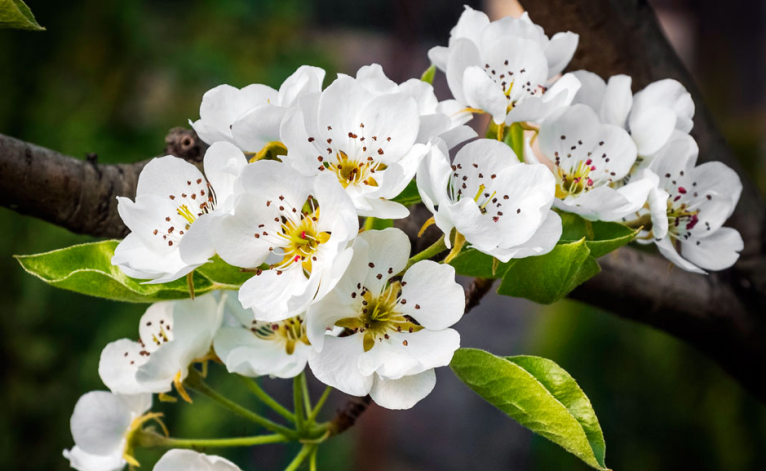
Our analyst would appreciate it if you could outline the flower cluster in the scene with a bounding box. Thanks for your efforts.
[66,5,743,470]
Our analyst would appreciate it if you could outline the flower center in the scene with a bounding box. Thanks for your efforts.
[335,282,424,352]
[325,150,386,188]
[667,200,699,239]
[273,204,330,273]
[153,178,215,247]
[250,316,310,355]
[555,160,595,198]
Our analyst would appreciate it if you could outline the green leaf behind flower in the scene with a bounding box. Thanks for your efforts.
[15,241,251,303]
[391,180,421,206]
[451,349,609,470]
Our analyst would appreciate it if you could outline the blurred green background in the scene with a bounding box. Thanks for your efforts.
[1,0,765,470]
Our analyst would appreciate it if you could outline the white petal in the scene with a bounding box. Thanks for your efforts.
[629,106,677,156]
[446,198,502,251]
[154,449,242,471]
[178,213,215,266]
[356,93,420,160]
[203,141,248,208]
[238,266,309,322]
[63,446,124,471]
[554,185,630,221]
[278,65,326,106]
[369,369,436,410]
[355,63,399,95]
[462,66,508,124]
[400,260,464,330]
[450,6,490,45]
[239,160,312,209]
[214,327,308,379]
[136,156,207,200]
[360,228,411,293]
[571,70,606,110]
[655,237,706,274]
[308,335,373,397]
[70,391,133,455]
[489,209,562,262]
[211,193,279,268]
[99,339,148,395]
[505,72,581,124]
[231,104,286,153]
[428,46,450,71]
[545,31,579,77]
[681,227,743,271]
[632,79,694,133]
[416,139,452,213]
[599,74,632,128]
[446,38,481,105]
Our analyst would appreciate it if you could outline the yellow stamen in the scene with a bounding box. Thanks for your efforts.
[174,371,193,403]
[177,204,196,225]
[158,393,177,403]
[444,231,466,263]
[250,141,288,163]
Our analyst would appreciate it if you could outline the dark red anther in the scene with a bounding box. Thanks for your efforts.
[678,187,687,194]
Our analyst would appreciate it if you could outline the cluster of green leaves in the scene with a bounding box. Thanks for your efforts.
[0,0,44,31]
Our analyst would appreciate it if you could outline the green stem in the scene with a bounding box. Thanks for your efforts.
[285,444,315,471]
[310,446,319,471]
[307,386,332,424]
[401,235,447,273]
[135,429,288,449]
[185,370,296,439]
[301,374,312,419]
[241,377,296,423]
[294,373,306,433]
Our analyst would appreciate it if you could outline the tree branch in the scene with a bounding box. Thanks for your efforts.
[0,128,207,238]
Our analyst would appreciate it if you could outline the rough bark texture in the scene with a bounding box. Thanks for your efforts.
[1,0,765,401]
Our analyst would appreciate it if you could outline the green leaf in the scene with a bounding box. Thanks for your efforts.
[451,349,608,470]
[497,238,596,304]
[558,211,639,258]
[449,248,512,279]
[13,240,243,303]
[505,122,525,162]
[390,180,421,206]
[0,0,45,31]
[420,64,436,84]
[195,255,254,288]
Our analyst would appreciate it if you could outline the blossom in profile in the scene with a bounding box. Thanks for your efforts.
[63,391,154,471]
[307,228,464,410]
[214,295,311,379]
[99,295,222,401]
[191,66,325,154]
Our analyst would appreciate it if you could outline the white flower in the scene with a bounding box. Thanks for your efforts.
[417,138,561,262]
[280,73,432,219]
[99,295,223,400]
[529,104,656,221]
[191,66,325,153]
[211,161,358,321]
[353,64,477,149]
[571,71,694,160]
[638,131,743,273]
[64,391,153,471]
[153,450,241,471]
[213,294,310,378]
[428,6,581,124]
[307,228,464,410]
[112,142,247,283]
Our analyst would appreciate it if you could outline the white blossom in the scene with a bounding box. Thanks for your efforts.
[638,132,743,273]
[153,450,241,471]
[418,138,561,262]
[214,294,310,378]
[529,104,656,221]
[280,72,434,219]
[211,161,358,321]
[307,228,464,410]
[99,295,223,400]
[428,6,581,125]
[63,391,153,471]
[112,142,247,283]
[191,66,325,153]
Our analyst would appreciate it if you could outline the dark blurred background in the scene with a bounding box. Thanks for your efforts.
[1,0,765,470]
